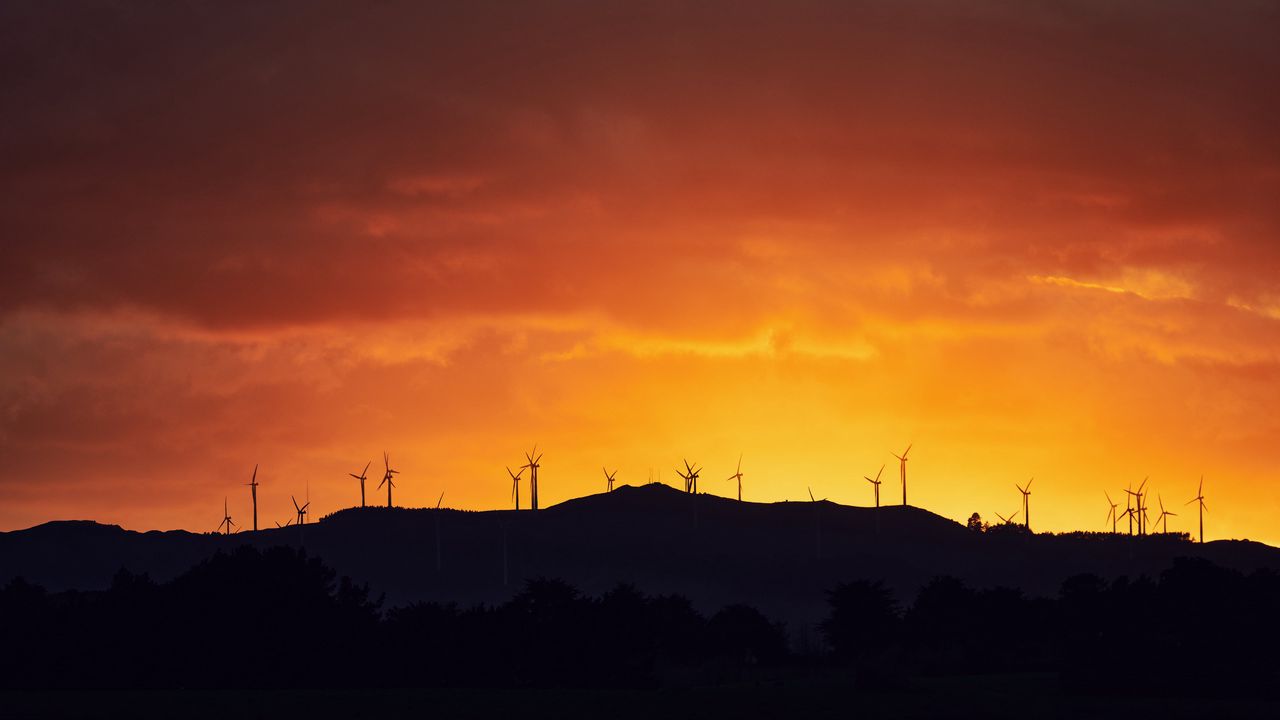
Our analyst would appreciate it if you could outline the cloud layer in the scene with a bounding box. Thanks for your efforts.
[1,1,1278,541]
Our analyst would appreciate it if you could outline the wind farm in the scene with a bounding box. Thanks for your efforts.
[2,441,1274,717]
[183,441,1229,555]
[3,0,1278,714]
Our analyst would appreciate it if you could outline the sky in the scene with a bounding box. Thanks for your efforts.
[2,1,1278,543]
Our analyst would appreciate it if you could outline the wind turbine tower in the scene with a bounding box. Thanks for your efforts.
[349,461,371,508]
[865,465,884,508]
[1104,491,1119,533]
[523,446,542,511]
[1186,476,1207,543]
[726,455,744,501]
[292,495,309,526]
[1016,478,1033,530]
[245,465,259,532]
[216,497,237,535]
[892,444,912,506]
[379,451,399,508]
[507,466,524,510]
[677,459,701,494]
[1154,494,1177,534]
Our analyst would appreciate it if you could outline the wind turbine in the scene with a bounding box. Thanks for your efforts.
[378,451,399,508]
[1104,491,1119,533]
[891,444,912,506]
[1120,481,1135,535]
[349,461,371,508]
[215,497,237,535]
[275,518,293,528]
[1137,478,1150,535]
[507,466,524,510]
[1016,478,1033,530]
[1123,478,1147,535]
[523,446,542,511]
[603,467,619,492]
[864,465,885,508]
[1186,476,1207,543]
[994,510,1019,525]
[245,465,260,532]
[726,455,744,501]
[677,459,701,494]
[292,495,309,526]
[1153,494,1177,534]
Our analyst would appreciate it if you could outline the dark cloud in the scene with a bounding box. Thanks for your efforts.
[1,1,1277,328]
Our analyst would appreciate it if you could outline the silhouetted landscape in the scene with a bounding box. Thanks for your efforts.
[6,0,1280,717]
[4,485,1279,717]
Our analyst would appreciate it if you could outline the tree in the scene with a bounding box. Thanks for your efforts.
[820,580,899,662]
[967,512,985,532]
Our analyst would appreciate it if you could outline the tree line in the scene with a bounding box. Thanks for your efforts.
[1,546,1276,693]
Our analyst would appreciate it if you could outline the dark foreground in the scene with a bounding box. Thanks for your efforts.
[5,674,1279,720]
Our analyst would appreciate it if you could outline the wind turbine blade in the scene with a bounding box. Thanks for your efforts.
[252,465,257,483]
[903,443,912,458]
[363,460,371,476]
[437,491,445,509]
[737,453,743,474]
[292,496,300,512]
[808,487,815,502]
[876,465,884,482]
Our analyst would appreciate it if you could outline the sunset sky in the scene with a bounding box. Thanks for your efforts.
[2,1,1278,543]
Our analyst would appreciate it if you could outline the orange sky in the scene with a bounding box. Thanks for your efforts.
[2,1,1278,543]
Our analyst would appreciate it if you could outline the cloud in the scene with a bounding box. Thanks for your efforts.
[2,1,1279,540]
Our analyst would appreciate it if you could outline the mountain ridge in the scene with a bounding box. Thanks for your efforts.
[3,482,1276,631]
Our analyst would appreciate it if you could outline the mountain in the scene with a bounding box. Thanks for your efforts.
[2,483,1276,630]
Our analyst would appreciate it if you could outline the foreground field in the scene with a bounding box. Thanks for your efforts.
[6,673,1279,720]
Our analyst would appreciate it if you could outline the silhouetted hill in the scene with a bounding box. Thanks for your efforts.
[3,483,1277,631]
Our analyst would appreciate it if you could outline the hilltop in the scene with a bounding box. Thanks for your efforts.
[2,483,1277,630]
